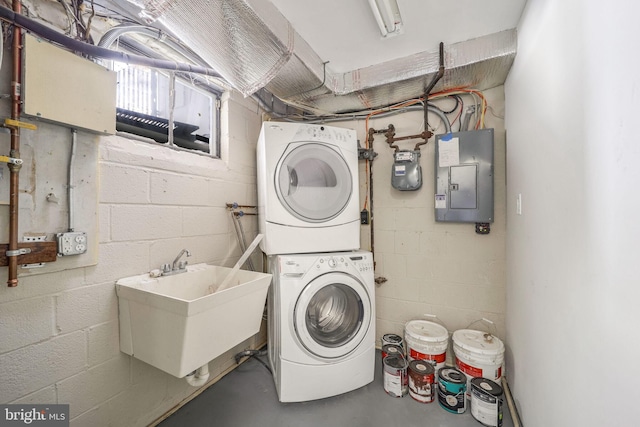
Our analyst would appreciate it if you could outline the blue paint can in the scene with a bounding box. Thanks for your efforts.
[437,367,467,414]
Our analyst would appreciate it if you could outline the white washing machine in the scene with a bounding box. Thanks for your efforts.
[256,122,360,255]
[268,250,375,402]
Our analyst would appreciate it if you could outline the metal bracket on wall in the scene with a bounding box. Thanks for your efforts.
[358,147,377,161]
[357,139,378,161]
[0,241,57,266]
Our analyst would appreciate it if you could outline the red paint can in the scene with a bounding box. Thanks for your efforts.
[408,360,435,403]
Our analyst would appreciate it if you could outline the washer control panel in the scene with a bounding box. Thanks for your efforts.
[315,252,373,273]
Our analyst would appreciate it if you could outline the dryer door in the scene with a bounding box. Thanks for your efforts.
[294,272,371,359]
[276,143,353,223]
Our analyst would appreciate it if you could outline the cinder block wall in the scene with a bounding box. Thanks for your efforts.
[0,89,265,426]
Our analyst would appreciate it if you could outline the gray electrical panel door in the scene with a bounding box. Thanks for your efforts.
[434,129,494,223]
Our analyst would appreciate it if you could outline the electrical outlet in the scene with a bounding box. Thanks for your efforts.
[57,232,88,256]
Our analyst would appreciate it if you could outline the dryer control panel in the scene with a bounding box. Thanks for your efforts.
[292,124,355,144]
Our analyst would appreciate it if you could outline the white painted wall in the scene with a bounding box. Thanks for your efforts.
[0,77,266,426]
[328,86,507,348]
[505,0,640,425]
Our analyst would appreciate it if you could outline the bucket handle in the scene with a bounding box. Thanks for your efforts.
[423,313,449,332]
[465,318,498,338]
[424,314,454,367]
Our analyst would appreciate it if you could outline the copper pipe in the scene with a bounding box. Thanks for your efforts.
[7,0,22,287]
[388,131,432,143]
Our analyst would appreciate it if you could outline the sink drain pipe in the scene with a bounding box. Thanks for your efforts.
[185,363,210,387]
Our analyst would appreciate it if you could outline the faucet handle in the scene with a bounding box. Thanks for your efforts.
[161,263,171,274]
[178,260,188,270]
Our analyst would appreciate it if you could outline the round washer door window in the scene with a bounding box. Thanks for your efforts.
[294,272,371,359]
[275,143,352,222]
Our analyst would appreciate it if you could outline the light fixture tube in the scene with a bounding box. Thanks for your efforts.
[367,0,403,38]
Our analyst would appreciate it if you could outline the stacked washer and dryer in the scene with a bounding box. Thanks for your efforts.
[257,122,376,402]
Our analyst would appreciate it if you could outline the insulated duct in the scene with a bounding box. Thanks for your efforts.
[126,0,517,115]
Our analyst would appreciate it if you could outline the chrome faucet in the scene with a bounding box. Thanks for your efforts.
[161,249,191,276]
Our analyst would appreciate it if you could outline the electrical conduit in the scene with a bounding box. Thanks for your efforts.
[0,5,222,79]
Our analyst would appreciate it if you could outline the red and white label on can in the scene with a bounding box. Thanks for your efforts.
[409,349,446,363]
[456,359,483,377]
[456,359,502,380]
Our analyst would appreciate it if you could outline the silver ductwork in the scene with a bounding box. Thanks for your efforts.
[127,0,516,115]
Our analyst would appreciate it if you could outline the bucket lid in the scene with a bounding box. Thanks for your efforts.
[471,377,503,396]
[405,320,448,342]
[452,329,505,355]
[382,334,404,345]
[408,360,434,375]
[438,367,466,384]
[383,355,408,370]
[382,344,403,356]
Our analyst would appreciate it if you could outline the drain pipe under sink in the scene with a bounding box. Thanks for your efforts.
[185,363,210,387]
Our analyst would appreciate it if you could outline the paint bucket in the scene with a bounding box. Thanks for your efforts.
[404,320,449,374]
[381,344,404,360]
[383,355,408,398]
[408,360,435,403]
[452,329,504,397]
[382,333,404,350]
[437,367,466,414]
[470,377,503,427]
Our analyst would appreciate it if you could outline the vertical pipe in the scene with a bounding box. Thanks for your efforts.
[68,129,77,232]
[423,42,445,143]
[369,155,375,270]
[7,0,22,287]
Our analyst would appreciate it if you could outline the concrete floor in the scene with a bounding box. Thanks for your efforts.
[159,351,514,427]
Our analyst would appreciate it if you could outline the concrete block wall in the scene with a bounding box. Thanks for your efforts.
[0,89,266,426]
[330,86,507,349]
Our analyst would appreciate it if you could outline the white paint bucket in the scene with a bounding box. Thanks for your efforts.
[404,320,449,373]
[452,329,505,397]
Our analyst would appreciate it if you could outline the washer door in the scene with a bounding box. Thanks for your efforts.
[275,143,353,223]
[294,272,371,359]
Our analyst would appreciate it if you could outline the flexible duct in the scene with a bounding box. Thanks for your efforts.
[97,24,210,68]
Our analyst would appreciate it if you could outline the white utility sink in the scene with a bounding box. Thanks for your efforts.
[115,263,272,378]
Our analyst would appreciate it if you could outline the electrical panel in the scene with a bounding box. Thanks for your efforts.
[22,34,117,134]
[434,129,494,223]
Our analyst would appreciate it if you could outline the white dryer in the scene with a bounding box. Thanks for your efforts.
[256,122,360,255]
[268,250,375,402]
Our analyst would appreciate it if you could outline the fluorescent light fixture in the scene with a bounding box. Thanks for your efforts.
[367,0,404,38]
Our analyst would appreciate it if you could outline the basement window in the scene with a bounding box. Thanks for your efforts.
[114,63,221,156]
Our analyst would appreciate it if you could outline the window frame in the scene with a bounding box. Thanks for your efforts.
[112,48,223,158]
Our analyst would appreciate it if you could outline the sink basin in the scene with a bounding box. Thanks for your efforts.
[115,263,272,378]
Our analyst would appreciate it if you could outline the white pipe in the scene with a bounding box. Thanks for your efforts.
[501,376,523,427]
[68,129,77,232]
[185,363,210,387]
